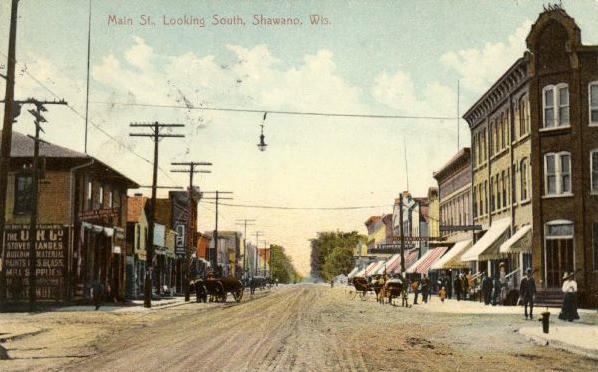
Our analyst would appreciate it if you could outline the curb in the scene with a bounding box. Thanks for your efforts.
[520,329,598,360]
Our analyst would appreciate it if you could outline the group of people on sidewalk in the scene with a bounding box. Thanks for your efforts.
[511,267,579,322]
[354,266,581,323]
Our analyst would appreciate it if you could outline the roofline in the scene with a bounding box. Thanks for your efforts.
[462,57,527,122]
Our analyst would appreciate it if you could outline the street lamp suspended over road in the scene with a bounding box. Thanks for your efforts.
[257,112,268,151]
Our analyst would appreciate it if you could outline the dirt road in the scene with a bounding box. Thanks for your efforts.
[2,284,598,371]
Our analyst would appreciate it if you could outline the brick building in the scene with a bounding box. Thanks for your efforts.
[1,131,138,302]
[464,7,598,306]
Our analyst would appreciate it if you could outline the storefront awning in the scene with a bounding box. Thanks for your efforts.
[431,239,472,269]
[370,260,387,275]
[499,225,532,254]
[82,222,114,236]
[406,247,448,274]
[461,218,511,262]
[348,266,360,279]
[362,261,379,276]
[386,248,419,274]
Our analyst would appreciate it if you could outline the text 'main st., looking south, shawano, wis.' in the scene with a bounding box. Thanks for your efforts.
[107,14,331,27]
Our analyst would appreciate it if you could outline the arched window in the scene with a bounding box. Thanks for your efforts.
[519,95,530,136]
[520,158,529,201]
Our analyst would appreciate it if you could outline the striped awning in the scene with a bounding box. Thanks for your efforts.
[347,267,360,279]
[386,248,419,274]
[431,240,472,269]
[407,247,448,274]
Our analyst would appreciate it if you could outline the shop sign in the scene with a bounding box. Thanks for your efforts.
[3,224,66,301]
[78,207,120,221]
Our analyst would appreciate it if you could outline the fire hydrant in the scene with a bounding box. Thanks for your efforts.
[539,311,550,334]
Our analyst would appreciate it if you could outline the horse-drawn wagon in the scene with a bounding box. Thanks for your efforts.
[194,276,244,303]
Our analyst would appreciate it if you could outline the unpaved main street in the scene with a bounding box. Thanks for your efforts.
[1,284,597,371]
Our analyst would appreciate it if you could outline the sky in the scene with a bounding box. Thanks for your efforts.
[1,0,598,277]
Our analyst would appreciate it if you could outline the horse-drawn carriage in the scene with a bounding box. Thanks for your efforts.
[346,276,383,301]
[193,276,244,303]
[346,276,408,306]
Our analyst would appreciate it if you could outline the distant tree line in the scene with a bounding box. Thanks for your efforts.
[270,244,301,283]
[309,231,363,281]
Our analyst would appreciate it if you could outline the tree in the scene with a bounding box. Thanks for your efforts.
[310,231,363,280]
[270,244,300,283]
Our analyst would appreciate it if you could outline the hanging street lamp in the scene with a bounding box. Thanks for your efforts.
[257,112,268,151]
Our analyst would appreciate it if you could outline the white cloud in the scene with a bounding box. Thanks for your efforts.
[371,70,455,118]
[439,21,532,93]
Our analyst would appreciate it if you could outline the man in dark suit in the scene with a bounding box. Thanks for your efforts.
[519,268,536,319]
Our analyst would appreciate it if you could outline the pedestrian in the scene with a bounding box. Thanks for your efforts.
[439,287,446,303]
[519,268,536,319]
[421,274,430,303]
[558,271,580,322]
[482,272,493,305]
[446,271,453,299]
[454,274,462,301]
[492,275,500,306]
[460,274,469,300]
[499,262,508,305]
[411,279,420,305]
[92,279,104,311]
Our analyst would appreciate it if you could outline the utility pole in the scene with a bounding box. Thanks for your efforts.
[171,161,212,302]
[399,193,405,275]
[254,231,264,276]
[25,101,66,311]
[130,122,184,308]
[201,191,233,272]
[0,0,20,305]
[235,219,255,277]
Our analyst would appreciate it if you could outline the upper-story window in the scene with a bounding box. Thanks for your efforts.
[544,152,572,196]
[591,149,598,193]
[519,95,530,136]
[543,84,569,128]
[99,185,104,207]
[482,128,487,161]
[520,158,529,201]
[109,190,113,208]
[589,82,598,125]
[87,180,93,210]
[14,173,33,214]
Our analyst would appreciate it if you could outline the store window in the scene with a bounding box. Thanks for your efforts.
[14,173,33,214]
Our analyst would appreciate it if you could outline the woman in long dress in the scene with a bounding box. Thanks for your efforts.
[558,272,580,322]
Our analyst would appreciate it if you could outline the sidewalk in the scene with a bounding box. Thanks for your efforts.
[338,285,598,360]
[414,294,598,360]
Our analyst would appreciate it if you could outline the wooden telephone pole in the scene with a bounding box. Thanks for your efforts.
[171,162,212,302]
[130,122,184,308]
[0,0,20,305]
[202,191,232,273]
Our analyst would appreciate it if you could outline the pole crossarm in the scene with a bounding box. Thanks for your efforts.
[129,121,185,308]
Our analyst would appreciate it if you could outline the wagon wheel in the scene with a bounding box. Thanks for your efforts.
[233,286,244,303]
[216,281,227,303]
[346,289,356,300]
[359,291,368,301]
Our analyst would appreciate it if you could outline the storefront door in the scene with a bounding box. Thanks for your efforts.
[545,238,574,287]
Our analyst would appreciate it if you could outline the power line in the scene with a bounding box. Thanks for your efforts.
[199,200,393,211]
[0,51,178,184]
[90,101,457,121]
